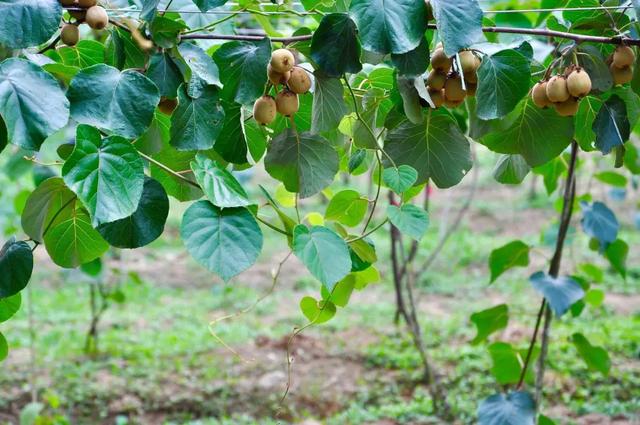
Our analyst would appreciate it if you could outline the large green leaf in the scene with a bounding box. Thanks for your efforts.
[293,225,351,290]
[388,204,429,241]
[489,240,530,283]
[68,64,160,139]
[593,95,630,155]
[572,333,611,375]
[213,38,271,105]
[181,201,263,281]
[476,48,531,120]
[493,154,530,185]
[385,110,472,187]
[0,0,62,49]
[97,178,169,249]
[149,15,187,49]
[325,190,368,227]
[21,177,76,243]
[432,0,484,57]
[191,153,249,208]
[55,40,106,69]
[529,272,584,317]
[62,125,145,226]
[0,58,69,150]
[0,293,21,323]
[470,304,509,345]
[170,85,225,151]
[312,74,348,133]
[43,199,109,268]
[349,0,428,54]
[150,145,203,201]
[478,391,535,425]
[382,165,418,194]
[481,98,574,167]
[0,237,33,298]
[178,42,221,97]
[487,343,535,385]
[580,201,618,246]
[146,52,184,98]
[391,36,430,77]
[264,129,339,198]
[310,13,362,78]
[575,96,602,151]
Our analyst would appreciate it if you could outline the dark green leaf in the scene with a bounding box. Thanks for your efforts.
[470,304,509,345]
[577,45,612,93]
[312,73,348,133]
[170,85,225,151]
[575,96,602,151]
[493,154,530,185]
[192,0,228,12]
[181,201,263,281]
[572,333,611,374]
[0,58,70,150]
[383,165,418,194]
[0,293,21,323]
[191,153,249,208]
[432,0,484,57]
[478,391,536,425]
[0,0,62,49]
[140,0,161,21]
[178,42,222,97]
[325,190,368,227]
[310,13,362,78]
[388,204,429,241]
[97,178,169,249]
[391,36,430,76]
[146,52,184,98]
[149,15,187,48]
[213,101,250,164]
[68,64,160,139]
[593,95,630,155]
[529,272,584,316]
[21,177,76,242]
[0,238,33,298]
[293,225,351,289]
[489,240,530,283]
[580,201,619,246]
[150,145,203,201]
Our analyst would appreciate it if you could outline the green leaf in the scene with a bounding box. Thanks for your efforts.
[432,0,484,57]
[577,45,612,93]
[391,36,430,77]
[489,240,530,283]
[43,199,109,268]
[312,73,348,133]
[529,272,584,316]
[580,201,618,246]
[62,125,145,226]
[149,15,187,48]
[572,333,611,374]
[538,415,556,425]
[593,95,630,155]
[192,0,228,12]
[605,239,628,278]
[68,64,160,139]
[594,171,627,187]
[0,237,33,298]
[487,342,529,385]
[0,116,6,154]
[0,0,62,49]
[213,38,271,105]
[300,296,337,324]
[388,204,429,241]
[385,110,472,187]
[325,190,368,227]
[178,42,222,97]
[265,129,339,198]
[181,201,263,281]
[0,293,21,323]
[476,47,531,120]
[0,58,70,150]
[140,0,161,21]
[321,277,356,307]
[191,154,249,208]
[150,145,203,202]
[21,177,76,243]
[310,13,362,78]
[170,85,225,151]
[349,0,428,54]
[146,52,184,98]
[0,332,7,362]
[56,40,106,69]
[470,304,509,345]
[575,96,602,151]
[478,391,536,425]
[481,98,574,167]
[493,154,530,185]
[293,225,351,289]
[383,165,418,194]
[97,178,169,249]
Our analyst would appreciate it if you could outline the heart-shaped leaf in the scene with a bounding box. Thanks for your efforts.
[21,178,76,243]
[388,204,429,241]
[0,237,33,298]
[470,304,509,345]
[191,153,250,208]
[170,85,225,151]
[0,293,21,323]
[478,391,536,425]
[572,332,611,374]
[293,225,351,290]
[580,201,619,246]
[310,13,362,78]
[300,296,337,324]
[325,190,368,227]
[489,240,530,283]
[0,0,63,49]
[593,95,630,155]
[529,272,585,316]
[432,0,484,57]
[382,165,418,194]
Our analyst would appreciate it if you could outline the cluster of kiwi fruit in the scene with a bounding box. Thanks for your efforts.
[253,48,312,125]
[426,43,481,109]
[531,65,592,116]
[58,0,109,47]
[607,45,636,85]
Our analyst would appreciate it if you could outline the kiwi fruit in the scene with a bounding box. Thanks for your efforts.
[444,74,466,101]
[463,71,477,84]
[268,64,290,86]
[566,67,592,97]
[444,97,464,108]
[431,48,452,73]
[554,97,579,117]
[545,75,570,103]
[158,97,178,115]
[466,83,477,97]
[69,1,86,20]
[276,90,299,116]
[531,81,551,108]
[253,95,277,125]
[270,49,295,73]
[427,70,446,91]
[86,5,108,30]
[77,0,97,6]
[287,67,311,94]
[459,50,480,73]
[429,89,445,108]
[610,64,633,85]
[613,45,635,68]
[60,23,79,46]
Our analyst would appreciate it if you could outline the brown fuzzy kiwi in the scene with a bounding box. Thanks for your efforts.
[554,97,580,117]
[69,1,86,20]
[613,45,635,68]
[60,23,79,46]
[287,67,311,94]
[444,74,466,101]
[426,70,446,91]
[610,64,633,85]
[158,97,178,115]
[459,50,480,73]
[77,0,97,7]
[253,95,277,125]
[545,75,570,103]
[431,48,452,73]
[466,83,477,97]
[270,49,295,73]
[85,5,108,30]
[444,97,464,108]
[267,64,290,86]
[566,67,592,97]
[463,71,477,84]
[531,81,551,108]
[276,90,299,116]
[429,89,445,108]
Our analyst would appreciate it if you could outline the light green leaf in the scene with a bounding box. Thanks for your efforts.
[56,40,106,68]
[0,0,62,49]
[325,190,368,227]
[191,153,249,208]
[470,304,509,345]
[382,165,418,194]
[0,332,7,361]
[170,85,225,151]
[572,333,611,374]
[150,145,203,202]
[300,296,337,324]
[21,177,76,243]
[605,239,628,278]
[388,204,429,241]
[489,240,530,283]
[293,225,351,290]
[0,293,21,323]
